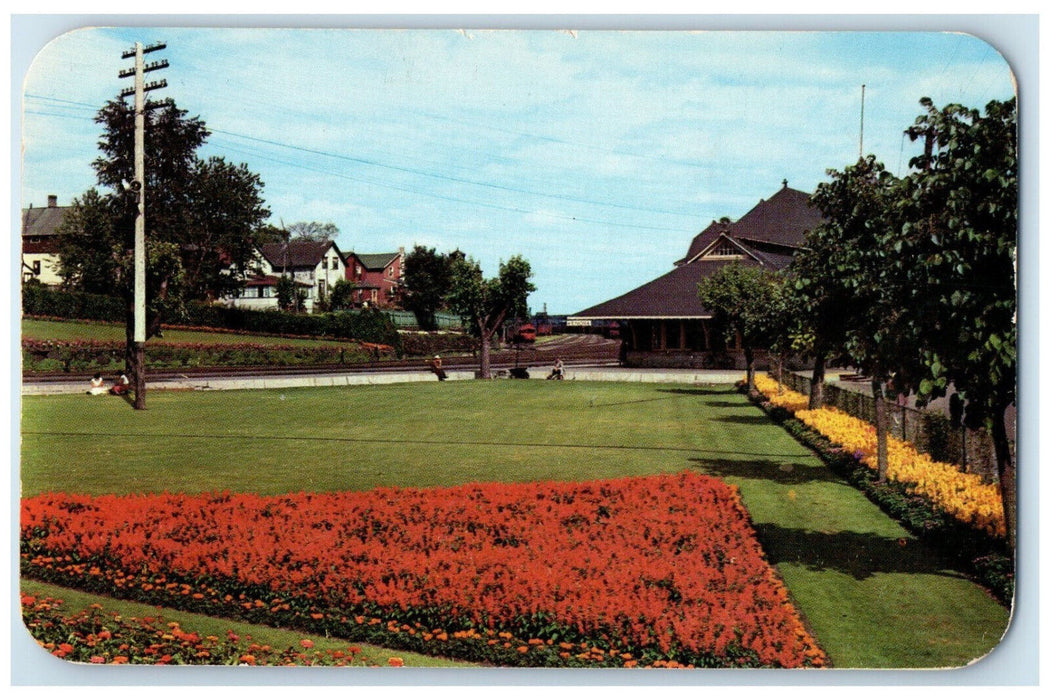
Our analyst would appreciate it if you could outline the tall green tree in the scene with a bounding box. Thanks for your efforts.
[808,156,914,482]
[64,99,270,302]
[895,97,1018,547]
[446,254,535,378]
[696,262,786,394]
[183,156,270,300]
[788,212,860,409]
[57,98,270,378]
[400,245,454,331]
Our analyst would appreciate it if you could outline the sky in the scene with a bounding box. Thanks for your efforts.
[17,23,1018,315]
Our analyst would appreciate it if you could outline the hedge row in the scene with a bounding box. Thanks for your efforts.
[22,285,403,355]
[23,339,396,374]
[398,331,478,358]
[743,385,1013,606]
[22,284,125,322]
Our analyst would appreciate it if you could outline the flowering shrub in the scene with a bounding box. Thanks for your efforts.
[20,473,826,668]
[753,375,1005,538]
[20,593,387,666]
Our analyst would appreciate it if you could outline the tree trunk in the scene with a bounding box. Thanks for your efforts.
[991,408,1016,553]
[744,346,755,393]
[478,333,492,379]
[809,352,826,409]
[872,378,889,482]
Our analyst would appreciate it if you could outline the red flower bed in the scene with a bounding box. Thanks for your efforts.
[20,473,825,668]
[20,594,385,666]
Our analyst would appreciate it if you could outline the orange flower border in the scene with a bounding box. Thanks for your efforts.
[21,472,826,668]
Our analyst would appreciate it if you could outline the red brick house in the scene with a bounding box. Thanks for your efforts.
[569,183,823,368]
[343,248,404,308]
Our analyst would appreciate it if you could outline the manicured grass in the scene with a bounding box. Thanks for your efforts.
[19,579,473,668]
[20,380,1010,668]
[22,319,351,348]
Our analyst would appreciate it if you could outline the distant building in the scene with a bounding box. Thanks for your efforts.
[344,248,404,308]
[21,195,67,286]
[223,239,345,313]
[569,183,823,369]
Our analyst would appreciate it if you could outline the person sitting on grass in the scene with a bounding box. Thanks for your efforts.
[428,355,447,381]
[87,373,107,396]
[109,373,130,396]
[546,358,564,380]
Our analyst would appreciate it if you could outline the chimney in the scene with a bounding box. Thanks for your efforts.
[48,195,57,208]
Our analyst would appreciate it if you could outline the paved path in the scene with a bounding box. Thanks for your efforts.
[22,366,745,396]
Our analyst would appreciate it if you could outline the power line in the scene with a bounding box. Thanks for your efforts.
[207,127,701,219]
[25,92,705,234]
[211,139,698,234]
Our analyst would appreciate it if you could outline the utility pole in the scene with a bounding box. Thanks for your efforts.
[859,83,866,160]
[119,41,167,409]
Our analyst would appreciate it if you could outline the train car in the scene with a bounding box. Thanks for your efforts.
[511,323,537,343]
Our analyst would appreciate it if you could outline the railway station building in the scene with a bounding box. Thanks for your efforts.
[568,182,823,369]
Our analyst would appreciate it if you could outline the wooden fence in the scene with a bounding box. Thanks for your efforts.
[779,371,999,483]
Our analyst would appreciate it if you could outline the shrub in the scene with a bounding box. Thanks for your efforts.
[22,285,125,322]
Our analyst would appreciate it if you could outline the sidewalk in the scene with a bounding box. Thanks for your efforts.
[22,366,746,396]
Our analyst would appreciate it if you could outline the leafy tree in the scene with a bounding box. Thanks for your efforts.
[788,212,861,409]
[57,98,271,395]
[284,221,340,242]
[56,188,123,294]
[696,262,786,393]
[809,155,916,482]
[328,279,356,311]
[182,156,270,300]
[67,99,270,302]
[400,245,454,330]
[275,275,305,313]
[446,254,535,378]
[895,97,1018,547]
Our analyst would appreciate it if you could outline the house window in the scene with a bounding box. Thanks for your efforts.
[370,289,378,303]
[331,257,339,270]
[32,260,41,275]
[356,265,362,277]
[319,280,327,298]
[320,259,327,270]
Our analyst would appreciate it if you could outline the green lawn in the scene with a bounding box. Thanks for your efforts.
[22,318,351,348]
[19,380,1010,669]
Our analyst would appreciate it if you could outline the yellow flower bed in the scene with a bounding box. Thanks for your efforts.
[754,375,1005,539]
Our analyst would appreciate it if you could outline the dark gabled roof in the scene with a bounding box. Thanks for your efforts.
[572,258,766,320]
[727,185,821,247]
[735,238,799,270]
[22,205,71,239]
[351,252,400,270]
[258,240,338,269]
[675,220,728,266]
[573,184,821,321]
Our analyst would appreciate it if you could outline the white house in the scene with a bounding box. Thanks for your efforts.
[223,239,345,313]
[21,195,66,286]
